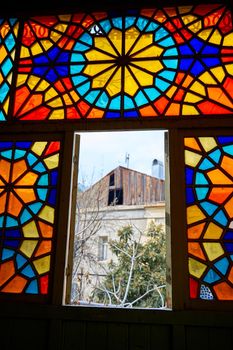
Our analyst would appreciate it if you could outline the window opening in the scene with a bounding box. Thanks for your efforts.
[70,130,167,309]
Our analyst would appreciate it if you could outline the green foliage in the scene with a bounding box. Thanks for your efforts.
[93,221,166,308]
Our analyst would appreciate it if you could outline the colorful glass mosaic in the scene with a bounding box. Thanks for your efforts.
[185,136,233,300]
[0,18,19,121]
[12,4,233,120]
[0,141,60,295]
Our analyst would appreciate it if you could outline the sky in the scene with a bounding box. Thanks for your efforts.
[76,130,166,186]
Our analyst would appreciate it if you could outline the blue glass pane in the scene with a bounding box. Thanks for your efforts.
[124,110,138,118]
[195,187,209,200]
[33,162,46,173]
[208,149,221,163]
[22,265,35,278]
[203,269,220,283]
[106,112,120,118]
[6,216,18,227]
[4,239,20,248]
[38,174,49,186]
[0,150,12,159]
[223,145,233,156]
[50,171,58,185]
[214,257,229,275]
[217,136,233,144]
[27,153,38,166]
[223,243,233,253]
[20,209,32,224]
[48,189,57,205]
[2,248,14,260]
[224,230,233,239]
[186,188,195,204]
[16,142,32,148]
[200,201,217,215]
[213,210,228,226]
[14,150,26,159]
[199,159,214,170]
[16,254,27,269]
[185,167,194,185]
[0,142,13,149]
[26,280,38,294]
[195,172,208,185]
[29,202,43,214]
[5,229,21,238]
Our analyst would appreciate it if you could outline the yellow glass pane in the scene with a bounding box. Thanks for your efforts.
[22,220,39,238]
[203,222,223,239]
[16,172,38,186]
[184,138,201,151]
[190,81,205,96]
[187,205,206,225]
[203,243,224,261]
[125,27,140,53]
[130,66,153,86]
[84,63,114,77]
[33,256,50,274]
[36,79,50,92]
[31,142,47,156]
[44,87,57,101]
[124,67,139,95]
[50,31,62,43]
[54,23,68,33]
[12,160,27,182]
[209,29,222,45]
[184,92,202,103]
[225,64,233,76]
[224,196,233,218]
[0,159,11,182]
[181,14,198,26]
[187,223,205,239]
[44,154,59,169]
[189,258,207,278]
[14,188,36,203]
[7,193,22,216]
[31,43,43,56]
[185,150,202,167]
[47,97,63,108]
[39,205,55,224]
[17,74,28,86]
[93,36,118,57]
[133,44,163,58]
[41,39,53,51]
[92,66,116,88]
[188,242,205,260]
[207,169,233,185]
[28,76,40,90]
[106,67,121,96]
[130,33,154,56]
[199,72,217,85]
[132,60,163,74]
[210,67,225,83]
[20,46,30,58]
[221,155,233,177]
[198,137,217,152]
[20,240,38,258]
[109,29,122,54]
[166,86,176,98]
[49,110,65,119]
[86,49,115,61]
[223,33,233,46]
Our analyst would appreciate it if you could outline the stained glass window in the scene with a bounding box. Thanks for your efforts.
[185,136,233,300]
[11,4,233,120]
[0,140,61,296]
[0,18,19,121]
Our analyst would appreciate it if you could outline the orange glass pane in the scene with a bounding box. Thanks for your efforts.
[38,221,53,238]
[2,275,27,293]
[224,196,233,218]
[0,192,7,214]
[187,223,205,239]
[213,282,233,300]
[0,159,11,182]
[16,172,38,186]
[188,242,205,260]
[221,155,233,177]
[208,187,233,204]
[35,241,52,257]
[228,266,233,284]
[12,160,27,182]
[14,188,36,203]
[207,169,233,185]
[184,138,201,151]
[7,192,23,216]
[0,261,15,286]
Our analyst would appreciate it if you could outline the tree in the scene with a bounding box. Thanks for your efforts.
[92,221,166,308]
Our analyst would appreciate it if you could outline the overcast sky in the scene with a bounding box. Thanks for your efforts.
[76,130,166,186]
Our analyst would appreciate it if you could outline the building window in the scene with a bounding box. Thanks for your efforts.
[98,236,108,261]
